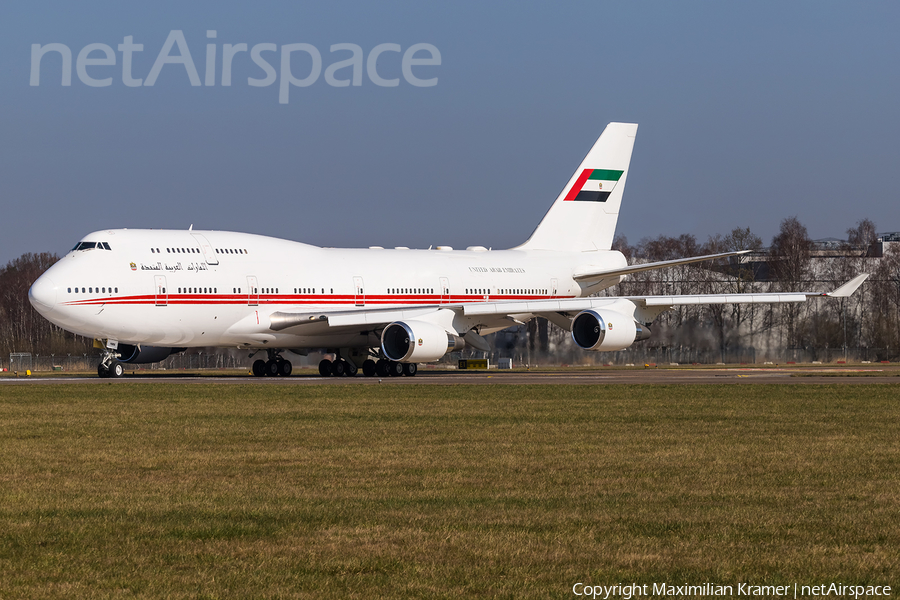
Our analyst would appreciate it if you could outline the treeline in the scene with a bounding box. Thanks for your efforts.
[501,217,900,364]
[0,253,93,357]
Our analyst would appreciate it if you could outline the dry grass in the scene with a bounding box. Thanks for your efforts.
[0,383,898,598]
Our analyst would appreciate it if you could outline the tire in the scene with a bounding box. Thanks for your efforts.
[362,359,376,377]
[331,359,346,377]
[278,360,293,377]
[402,362,418,377]
[375,359,390,377]
[98,364,109,378]
[265,359,280,377]
[252,359,267,377]
[110,361,125,378]
[344,360,358,376]
[389,361,404,377]
[318,359,332,376]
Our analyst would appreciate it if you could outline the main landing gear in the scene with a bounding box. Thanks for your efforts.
[251,349,293,377]
[318,357,417,377]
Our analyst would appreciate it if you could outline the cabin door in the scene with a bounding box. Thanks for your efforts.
[191,233,219,265]
[247,276,259,306]
[154,275,168,307]
[353,277,365,307]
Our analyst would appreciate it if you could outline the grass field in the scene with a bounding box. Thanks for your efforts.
[0,383,898,598]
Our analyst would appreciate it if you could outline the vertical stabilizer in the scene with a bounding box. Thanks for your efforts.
[516,122,637,252]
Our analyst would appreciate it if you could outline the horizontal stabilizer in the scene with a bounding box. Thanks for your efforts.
[573,250,750,282]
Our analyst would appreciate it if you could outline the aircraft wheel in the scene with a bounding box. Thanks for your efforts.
[265,359,280,377]
[388,361,404,377]
[403,362,418,377]
[375,359,390,377]
[318,359,332,376]
[362,359,376,377]
[331,359,346,377]
[98,364,110,378]
[110,361,125,378]
[344,361,358,377]
[278,360,293,377]
[252,359,266,377]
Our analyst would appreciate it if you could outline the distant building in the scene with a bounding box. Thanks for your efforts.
[703,231,896,281]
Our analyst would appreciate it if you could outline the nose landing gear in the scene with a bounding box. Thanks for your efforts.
[98,343,124,378]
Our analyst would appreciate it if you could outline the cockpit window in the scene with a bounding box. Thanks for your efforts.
[72,241,112,251]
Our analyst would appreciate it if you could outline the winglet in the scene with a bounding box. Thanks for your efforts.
[821,273,869,297]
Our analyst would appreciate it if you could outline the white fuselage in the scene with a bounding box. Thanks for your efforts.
[29,229,626,350]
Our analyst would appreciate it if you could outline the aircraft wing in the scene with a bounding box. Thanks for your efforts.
[268,274,869,332]
[573,250,750,282]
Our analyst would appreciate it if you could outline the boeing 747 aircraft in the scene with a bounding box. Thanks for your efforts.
[28,123,868,377]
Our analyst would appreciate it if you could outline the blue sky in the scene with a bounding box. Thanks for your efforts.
[2,1,899,264]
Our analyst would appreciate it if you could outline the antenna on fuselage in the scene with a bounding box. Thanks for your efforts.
[189,224,193,231]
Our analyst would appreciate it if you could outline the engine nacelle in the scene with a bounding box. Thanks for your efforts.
[381,320,463,363]
[571,309,646,351]
[117,344,184,364]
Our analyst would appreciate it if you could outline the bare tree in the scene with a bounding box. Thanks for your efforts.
[770,217,812,348]
[0,253,92,357]
[700,227,765,360]
[846,218,878,250]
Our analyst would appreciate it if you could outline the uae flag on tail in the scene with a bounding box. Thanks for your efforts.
[564,168,624,202]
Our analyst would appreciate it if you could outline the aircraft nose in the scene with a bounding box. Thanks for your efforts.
[29,274,58,314]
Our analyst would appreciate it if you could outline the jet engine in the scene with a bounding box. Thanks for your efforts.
[381,320,464,363]
[117,344,184,364]
[571,309,650,351]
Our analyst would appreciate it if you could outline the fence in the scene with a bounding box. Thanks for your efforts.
[3,346,894,374]
[1,351,323,373]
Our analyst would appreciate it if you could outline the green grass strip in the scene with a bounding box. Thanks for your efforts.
[0,384,897,598]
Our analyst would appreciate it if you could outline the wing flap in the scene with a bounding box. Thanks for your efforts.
[638,293,808,306]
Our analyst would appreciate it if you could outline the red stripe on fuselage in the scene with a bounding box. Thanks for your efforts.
[61,293,565,307]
